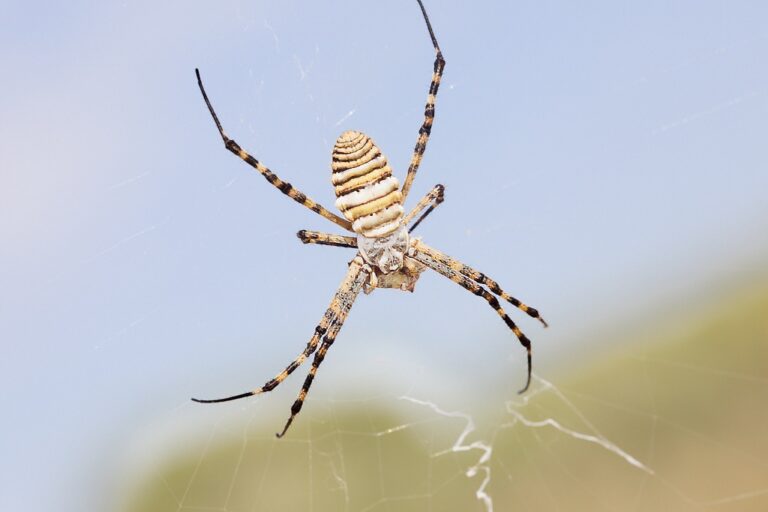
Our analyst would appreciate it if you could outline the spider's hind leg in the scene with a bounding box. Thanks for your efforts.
[401,0,446,201]
[195,69,353,231]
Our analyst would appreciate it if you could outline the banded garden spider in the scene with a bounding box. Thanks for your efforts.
[193,0,547,438]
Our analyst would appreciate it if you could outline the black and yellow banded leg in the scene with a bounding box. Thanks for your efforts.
[192,257,367,405]
[409,248,535,394]
[401,0,446,202]
[403,183,445,233]
[297,229,357,248]
[413,240,548,327]
[195,69,353,232]
[276,328,337,438]
[277,261,369,437]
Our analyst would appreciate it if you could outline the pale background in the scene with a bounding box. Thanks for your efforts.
[1,1,767,511]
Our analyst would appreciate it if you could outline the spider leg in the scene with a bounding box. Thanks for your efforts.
[403,184,445,233]
[275,327,339,438]
[400,0,446,202]
[409,243,537,393]
[414,240,548,327]
[297,229,357,248]
[195,69,353,231]
[191,257,367,404]
[277,258,369,437]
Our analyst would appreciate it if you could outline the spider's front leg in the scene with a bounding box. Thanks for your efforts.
[408,240,547,393]
[415,242,548,327]
[193,257,368,439]
[276,256,369,437]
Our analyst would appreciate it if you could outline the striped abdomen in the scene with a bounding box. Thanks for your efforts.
[332,131,404,238]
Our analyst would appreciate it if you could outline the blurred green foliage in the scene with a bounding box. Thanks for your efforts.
[123,281,768,511]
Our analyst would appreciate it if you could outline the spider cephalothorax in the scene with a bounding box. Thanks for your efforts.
[193,0,548,438]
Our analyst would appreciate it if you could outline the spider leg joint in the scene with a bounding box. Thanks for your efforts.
[364,272,379,294]
[407,237,421,257]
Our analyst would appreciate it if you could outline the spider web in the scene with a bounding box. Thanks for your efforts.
[3,1,768,512]
[118,286,768,512]
[113,1,768,507]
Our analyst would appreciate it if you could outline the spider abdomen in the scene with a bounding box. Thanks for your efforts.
[332,131,404,238]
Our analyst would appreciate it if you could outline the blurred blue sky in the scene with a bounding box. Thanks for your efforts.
[1,1,767,510]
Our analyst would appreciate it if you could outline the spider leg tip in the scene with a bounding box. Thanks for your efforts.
[276,423,291,439]
[190,396,220,403]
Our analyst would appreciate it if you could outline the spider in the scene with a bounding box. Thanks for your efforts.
[192,0,547,438]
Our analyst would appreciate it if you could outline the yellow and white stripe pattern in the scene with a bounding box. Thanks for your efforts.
[331,131,404,238]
